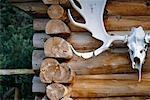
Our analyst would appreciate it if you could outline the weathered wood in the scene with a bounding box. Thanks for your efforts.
[47,5,67,21]
[32,76,46,93]
[32,49,150,74]
[76,73,150,81]
[61,97,73,100]
[40,58,59,83]
[32,50,45,70]
[71,78,150,97]
[33,33,50,48]
[40,58,74,83]
[14,87,20,100]
[46,83,70,100]
[12,2,48,17]
[0,69,34,75]
[73,97,150,100]
[45,20,71,35]
[34,16,150,31]
[33,31,150,49]
[42,0,69,5]
[11,1,150,16]
[44,37,73,59]
[33,19,49,31]
[10,0,39,3]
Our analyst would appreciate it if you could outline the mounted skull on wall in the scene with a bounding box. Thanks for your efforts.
[127,27,149,81]
[68,0,149,81]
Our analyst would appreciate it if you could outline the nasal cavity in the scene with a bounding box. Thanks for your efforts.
[134,57,140,66]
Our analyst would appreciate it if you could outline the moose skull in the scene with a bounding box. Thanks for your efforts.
[127,26,148,81]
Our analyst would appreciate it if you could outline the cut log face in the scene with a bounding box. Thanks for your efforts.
[44,37,73,59]
[45,20,71,35]
[40,58,59,83]
[47,5,67,21]
[46,83,69,100]
[40,58,74,83]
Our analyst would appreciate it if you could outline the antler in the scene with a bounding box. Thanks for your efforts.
[68,0,127,59]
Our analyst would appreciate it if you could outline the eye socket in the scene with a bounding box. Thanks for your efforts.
[140,49,145,53]
[130,50,134,54]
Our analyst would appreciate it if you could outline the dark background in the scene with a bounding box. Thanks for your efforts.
[0,0,34,99]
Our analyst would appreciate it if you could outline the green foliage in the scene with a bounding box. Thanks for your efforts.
[0,0,34,99]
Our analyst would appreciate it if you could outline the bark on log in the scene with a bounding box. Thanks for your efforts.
[12,2,48,17]
[10,0,39,3]
[32,50,150,74]
[46,83,70,100]
[40,58,74,83]
[32,76,46,93]
[47,5,67,21]
[32,50,45,70]
[45,20,71,36]
[71,77,150,97]
[73,97,150,100]
[33,16,150,32]
[44,37,73,59]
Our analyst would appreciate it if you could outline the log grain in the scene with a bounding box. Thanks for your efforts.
[11,1,150,16]
[47,5,67,21]
[42,0,68,5]
[32,50,150,74]
[40,58,74,83]
[34,16,150,32]
[45,20,71,36]
[12,2,48,17]
[44,37,73,59]
[71,76,150,97]
[46,83,70,100]
[73,97,150,100]
[33,31,150,49]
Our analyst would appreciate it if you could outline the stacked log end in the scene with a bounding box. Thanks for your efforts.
[19,0,150,99]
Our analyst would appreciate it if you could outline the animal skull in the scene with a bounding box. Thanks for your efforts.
[127,26,148,81]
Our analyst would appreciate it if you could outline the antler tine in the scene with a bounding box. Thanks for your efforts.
[69,45,94,59]
[68,9,86,29]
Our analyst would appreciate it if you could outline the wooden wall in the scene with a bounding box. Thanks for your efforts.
[11,0,150,100]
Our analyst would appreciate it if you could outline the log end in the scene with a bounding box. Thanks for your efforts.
[44,37,73,59]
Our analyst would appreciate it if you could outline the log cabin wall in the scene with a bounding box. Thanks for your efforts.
[11,0,150,100]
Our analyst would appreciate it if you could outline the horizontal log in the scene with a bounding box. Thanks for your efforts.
[33,33,50,48]
[34,16,150,31]
[32,50,45,70]
[32,50,150,74]
[0,69,34,75]
[42,0,68,5]
[73,97,150,100]
[13,1,150,16]
[72,81,150,97]
[71,74,150,97]
[12,2,48,17]
[32,76,46,93]
[10,0,39,3]
[33,31,150,49]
